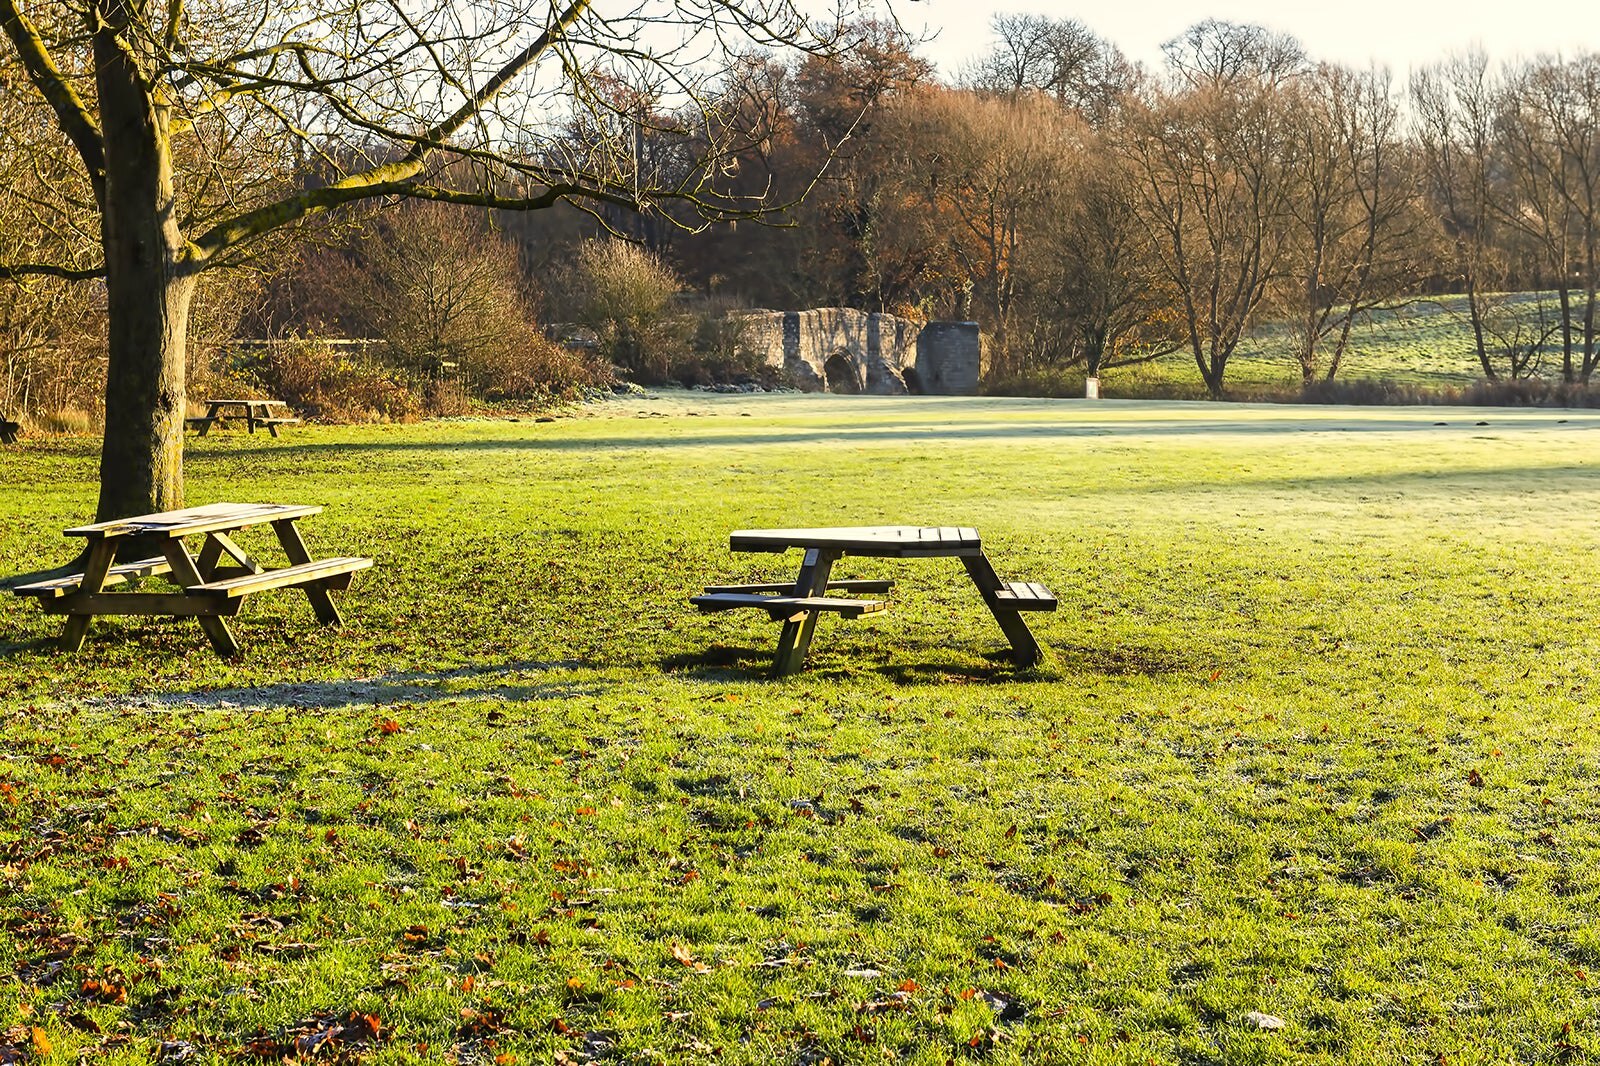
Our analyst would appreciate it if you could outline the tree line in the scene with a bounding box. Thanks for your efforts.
[5,4,1600,517]
[626,16,1600,397]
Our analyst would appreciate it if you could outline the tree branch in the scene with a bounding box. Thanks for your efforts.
[190,0,593,260]
[0,261,108,280]
[0,0,108,203]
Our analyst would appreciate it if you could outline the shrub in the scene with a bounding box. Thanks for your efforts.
[674,297,776,387]
[245,338,422,422]
[457,329,614,402]
[555,241,688,382]
[248,202,611,409]
[1299,378,1600,408]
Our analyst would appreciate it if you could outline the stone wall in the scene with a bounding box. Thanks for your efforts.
[733,309,981,395]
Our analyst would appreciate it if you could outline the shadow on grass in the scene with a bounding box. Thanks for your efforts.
[59,659,597,712]
[660,644,777,682]
[665,637,1203,684]
[207,408,1600,463]
[0,634,59,658]
[659,640,1027,684]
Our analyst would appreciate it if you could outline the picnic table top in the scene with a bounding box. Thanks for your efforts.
[201,397,290,407]
[730,525,982,555]
[65,502,322,541]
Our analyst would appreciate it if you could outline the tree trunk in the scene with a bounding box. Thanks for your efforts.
[94,0,191,522]
[1558,285,1574,383]
[1465,279,1495,382]
[1582,281,1598,385]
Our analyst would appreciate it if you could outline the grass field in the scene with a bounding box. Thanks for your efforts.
[4,393,1600,1064]
[1100,292,1565,396]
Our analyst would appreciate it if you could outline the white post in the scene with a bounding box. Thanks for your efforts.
[1084,376,1100,400]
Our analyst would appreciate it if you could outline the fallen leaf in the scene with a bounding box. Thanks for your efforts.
[670,944,710,972]
[1245,1011,1286,1031]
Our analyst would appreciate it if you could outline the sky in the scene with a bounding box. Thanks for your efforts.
[900,0,1600,79]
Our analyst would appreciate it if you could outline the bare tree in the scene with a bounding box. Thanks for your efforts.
[1126,21,1304,397]
[963,13,1133,126]
[0,0,858,523]
[1496,55,1600,382]
[1277,63,1423,384]
[1412,53,1506,379]
[1019,120,1183,379]
[1161,19,1304,92]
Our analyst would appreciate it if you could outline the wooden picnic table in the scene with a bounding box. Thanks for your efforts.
[188,398,299,437]
[692,525,1056,676]
[11,502,372,657]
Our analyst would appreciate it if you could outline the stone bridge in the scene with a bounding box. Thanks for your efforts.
[733,309,981,395]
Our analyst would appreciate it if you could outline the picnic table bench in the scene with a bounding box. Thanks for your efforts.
[10,502,371,657]
[692,525,1056,676]
[1,415,19,444]
[187,398,299,437]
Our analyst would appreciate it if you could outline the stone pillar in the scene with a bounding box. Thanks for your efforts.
[782,311,800,366]
[913,321,982,395]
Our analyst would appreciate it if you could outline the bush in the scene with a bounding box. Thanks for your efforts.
[554,241,689,382]
[672,298,774,386]
[457,329,614,402]
[1299,378,1600,407]
[1,276,106,425]
[247,203,612,410]
[244,338,423,423]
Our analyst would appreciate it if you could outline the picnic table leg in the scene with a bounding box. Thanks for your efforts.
[195,535,225,580]
[161,541,241,657]
[58,540,116,652]
[770,548,838,677]
[960,552,1044,668]
[271,519,343,626]
[255,404,282,437]
[196,532,265,581]
[196,404,220,437]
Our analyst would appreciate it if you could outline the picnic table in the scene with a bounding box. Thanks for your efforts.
[691,525,1057,676]
[11,502,372,657]
[1,415,18,445]
[187,398,299,437]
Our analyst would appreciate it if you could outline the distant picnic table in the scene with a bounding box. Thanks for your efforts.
[187,398,299,437]
[11,502,371,657]
[692,525,1056,676]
